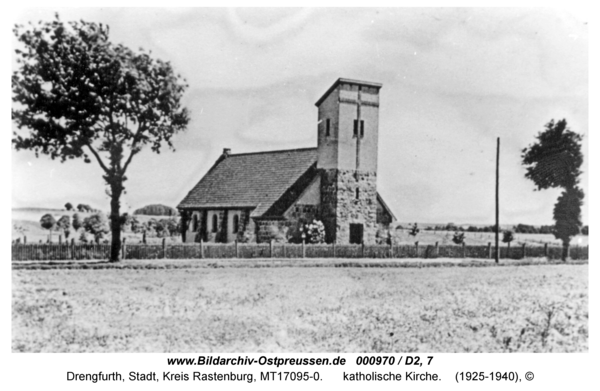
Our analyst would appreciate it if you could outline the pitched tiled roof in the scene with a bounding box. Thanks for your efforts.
[177,148,318,216]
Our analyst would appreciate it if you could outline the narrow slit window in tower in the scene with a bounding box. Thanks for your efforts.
[326,119,330,137]
[353,120,364,138]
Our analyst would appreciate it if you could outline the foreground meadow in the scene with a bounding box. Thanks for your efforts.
[12,263,587,352]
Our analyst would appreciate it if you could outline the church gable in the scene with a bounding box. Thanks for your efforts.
[376,193,396,225]
[295,175,321,205]
[282,175,321,221]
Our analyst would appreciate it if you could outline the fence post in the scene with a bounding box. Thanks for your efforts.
[462,242,466,258]
[544,243,548,257]
[415,241,419,258]
[162,238,166,259]
[487,242,492,259]
[302,239,305,258]
[522,243,526,259]
[283,243,286,258]
[235,240,239,258]
[122,238,126,260]
[270,240,274,258]
[24,236,27,244]
[332,242,336,258]
[361,241,365,258]
[59,235,62,244]
[200,240,204,259]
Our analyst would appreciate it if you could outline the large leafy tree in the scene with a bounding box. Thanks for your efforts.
[12,15,190,261]
[522,119,584,260]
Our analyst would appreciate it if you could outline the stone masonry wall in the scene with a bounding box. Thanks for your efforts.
[320,168,378,244]
[256,219,287,243]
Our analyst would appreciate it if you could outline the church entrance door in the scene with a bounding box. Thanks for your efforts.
[349,223,364,244]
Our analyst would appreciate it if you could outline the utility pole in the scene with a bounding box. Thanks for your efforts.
[495,137,500,263]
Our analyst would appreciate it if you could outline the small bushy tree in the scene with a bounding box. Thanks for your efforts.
[452,231,465,245]
[502,230,514,250]
[57,215,71,239]
[65,202,73,211]
[77,204,92,213]
[72,213,82,232]
[409,223,420,237]
[40,214,56,240]
[83,213,110,244]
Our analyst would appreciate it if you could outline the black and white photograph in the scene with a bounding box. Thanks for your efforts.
[9,5,590,364]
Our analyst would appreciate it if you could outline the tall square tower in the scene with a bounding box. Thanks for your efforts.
[315,78,382,244]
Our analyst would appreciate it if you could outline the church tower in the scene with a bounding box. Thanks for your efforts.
[315,78,382,244]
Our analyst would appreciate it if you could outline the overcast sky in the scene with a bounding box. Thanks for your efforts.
[11,7,588,226]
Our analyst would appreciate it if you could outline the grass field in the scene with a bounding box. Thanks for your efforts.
[12,261,587,353]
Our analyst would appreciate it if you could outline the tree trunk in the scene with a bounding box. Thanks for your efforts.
[562,240,570,262]
[109,181,123,262]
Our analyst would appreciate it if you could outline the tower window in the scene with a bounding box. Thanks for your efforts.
[353,120,364,138]
[355,188,360,199]
[212,214,218,233]
[325,119,330,137]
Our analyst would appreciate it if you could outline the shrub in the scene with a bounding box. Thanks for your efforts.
[409,223,420,237]
[452,231,465,245]
[268,225,289,243]
[302,220,325,244]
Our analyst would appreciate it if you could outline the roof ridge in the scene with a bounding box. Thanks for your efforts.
[228,147,317,157]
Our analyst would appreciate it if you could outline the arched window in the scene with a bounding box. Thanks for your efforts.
[232,214,239,233]
[192,214,198,231]
[212,214,218,233]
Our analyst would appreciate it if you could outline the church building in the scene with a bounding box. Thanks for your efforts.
[177,78,395,244]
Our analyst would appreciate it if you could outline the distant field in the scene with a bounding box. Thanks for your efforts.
[12,262,587,352]
[393,229,588,247]
[12,208,179,244]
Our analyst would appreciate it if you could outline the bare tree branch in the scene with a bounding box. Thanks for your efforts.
[85,143,110,173]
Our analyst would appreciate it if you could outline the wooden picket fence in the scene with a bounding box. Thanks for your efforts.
[11,240,589,262]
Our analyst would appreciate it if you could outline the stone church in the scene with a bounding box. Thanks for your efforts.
[177,78,396,244]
